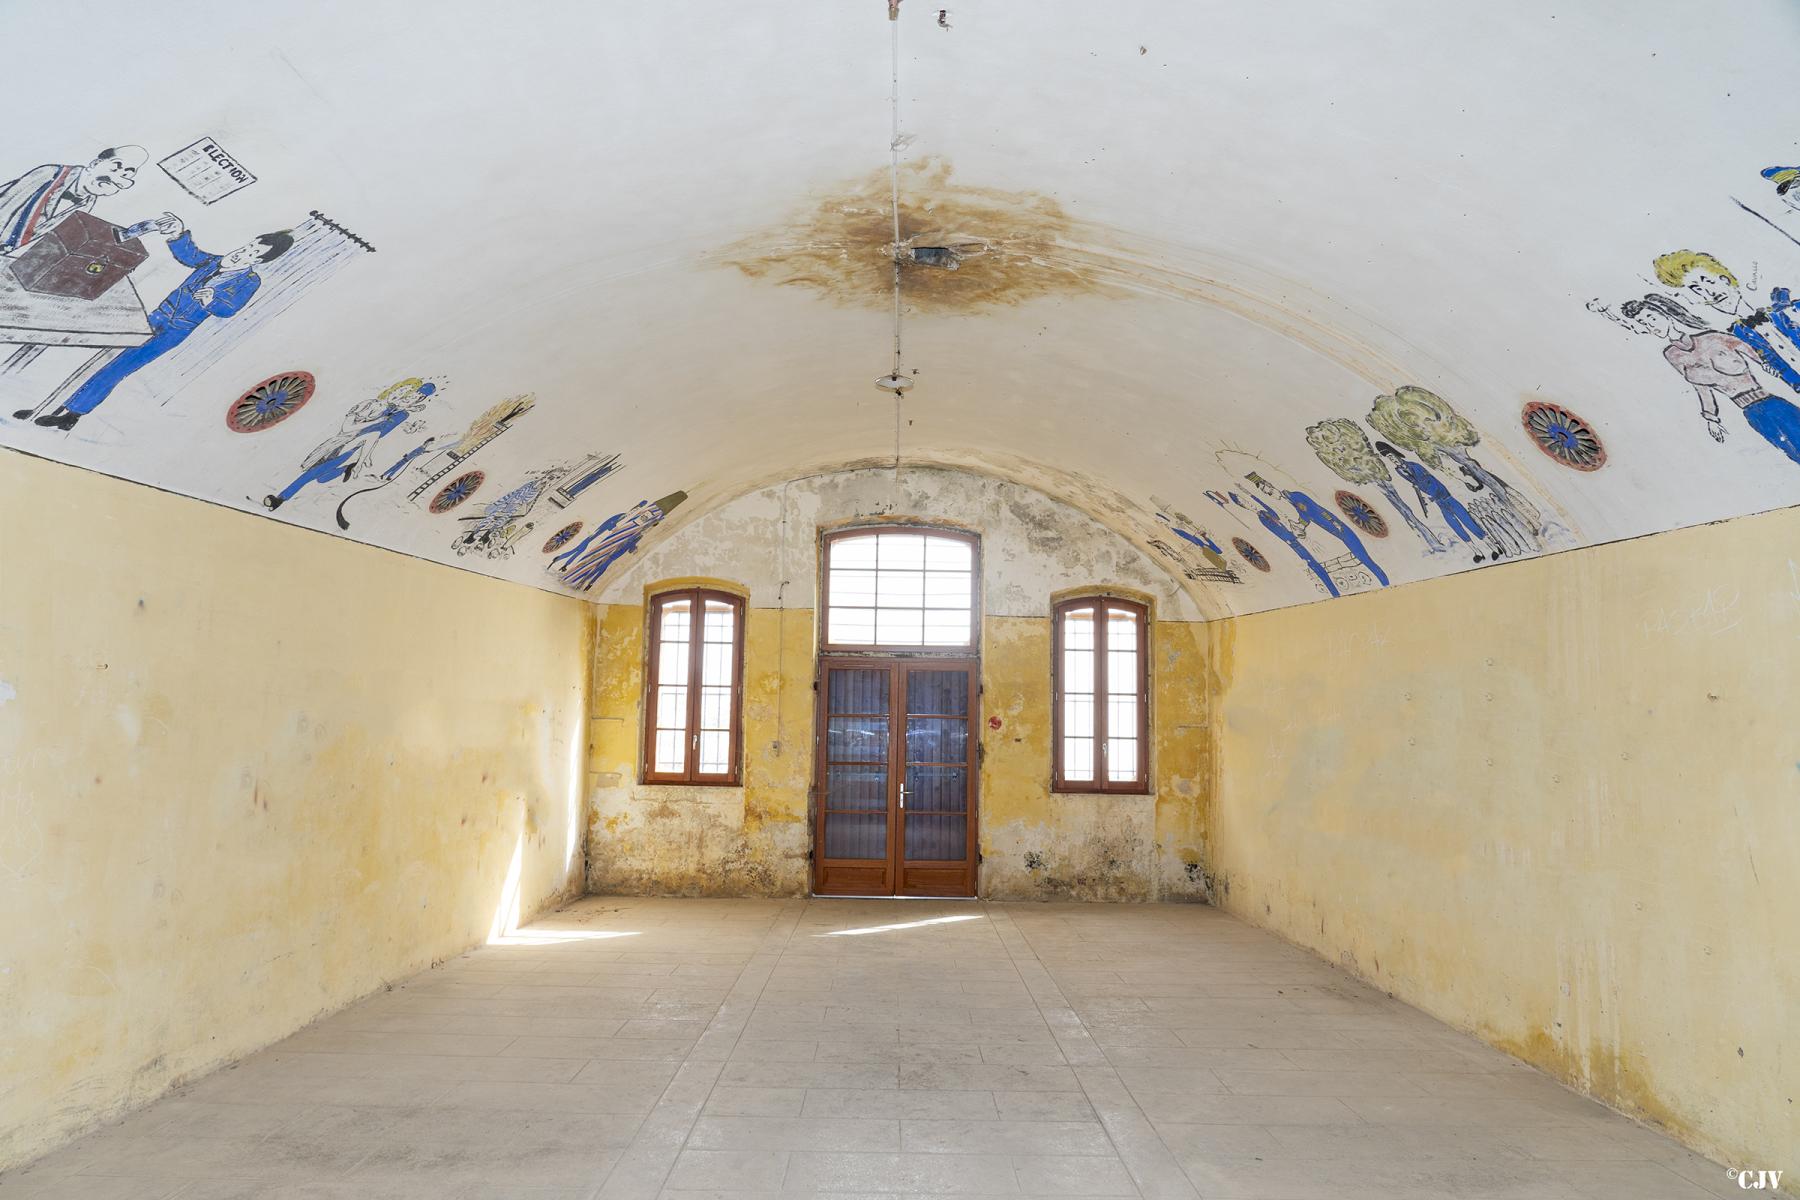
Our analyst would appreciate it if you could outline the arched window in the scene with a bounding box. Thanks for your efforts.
[1053,596,1149,793]
[644,588,745,785]
[821,527,979,652]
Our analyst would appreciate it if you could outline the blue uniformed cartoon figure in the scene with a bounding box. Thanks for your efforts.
[1232,485,1338,597]
[550,491,688,591]
[1246,472,1389,592]
[18,213,294,431]
[380,437,441,481]
[1154,511,1231,573]
[1373,440,1489,555]
[262,379,436,511]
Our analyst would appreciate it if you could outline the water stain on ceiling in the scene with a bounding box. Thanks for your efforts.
[717,158,1110,314]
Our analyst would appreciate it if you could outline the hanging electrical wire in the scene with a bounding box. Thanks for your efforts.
[877,0,913,480]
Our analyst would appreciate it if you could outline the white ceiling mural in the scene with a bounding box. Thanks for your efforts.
[3,0,1799,617]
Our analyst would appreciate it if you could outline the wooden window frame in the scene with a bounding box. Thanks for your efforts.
[1052,595,1150,794]
[819,526,982,657]
[642,587,746,786]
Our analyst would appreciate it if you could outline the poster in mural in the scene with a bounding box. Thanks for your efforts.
[261,378,437,511]
[548,491,688,591]
[157,137,257,206]
[0,134,371,433]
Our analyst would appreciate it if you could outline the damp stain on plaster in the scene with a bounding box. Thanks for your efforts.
[715,159,1409,384]
[717,158,1109,315]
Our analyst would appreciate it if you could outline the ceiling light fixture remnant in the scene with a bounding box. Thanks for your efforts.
[875,372,914,393]
[889,0,901,18]
[889,233,989,271]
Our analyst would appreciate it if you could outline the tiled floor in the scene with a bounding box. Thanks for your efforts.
[1,898,1737,1199]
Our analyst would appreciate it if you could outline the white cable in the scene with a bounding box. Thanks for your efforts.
[888,5,905,479]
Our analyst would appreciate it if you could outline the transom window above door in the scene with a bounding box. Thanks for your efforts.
[823,528,978,651]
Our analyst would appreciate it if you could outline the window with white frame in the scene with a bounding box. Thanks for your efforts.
[822,529,977,651]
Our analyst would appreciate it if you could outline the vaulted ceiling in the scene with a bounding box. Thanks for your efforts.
[5,0,1797,616]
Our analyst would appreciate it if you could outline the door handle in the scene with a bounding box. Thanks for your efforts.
[899,784,908,811]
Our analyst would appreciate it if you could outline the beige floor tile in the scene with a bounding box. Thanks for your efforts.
[1,897,1736,1200]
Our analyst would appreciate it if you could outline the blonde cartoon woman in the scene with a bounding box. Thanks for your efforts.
[263,379,436,510]
[1652,249,1800,399]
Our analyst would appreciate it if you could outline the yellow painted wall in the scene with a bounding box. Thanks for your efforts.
[586,602,1214,901]
[0,450,594,1171]
[1210,506,1800,1181]
[587,601,815,896]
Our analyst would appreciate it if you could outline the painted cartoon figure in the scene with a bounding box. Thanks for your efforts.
[1366,385,1548,552]
[380,436,441,481]
[1247,473,1389,589]
[1762,166,1800,215]
[1304,416,1447,554]
[1232,487,1338,597]
[1651,250,1800,395]
[1154,512,1230,572]
[452,465,567,560]
[1610,285,1800,467]
[549,492,687,591]
[1373,441,1489,555]
[0,145,147,253]
[20,215,294,431]
[262,380,436,510]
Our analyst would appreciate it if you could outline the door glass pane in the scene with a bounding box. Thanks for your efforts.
[824,664,892,862]
[828,716,889,762]
[828,669,889,714]
[828,765,889,811]
[906,717,968,764]
[908,670,969,716]
[825,812,888,859]
[905,813,966,861]
[906,764,967,813]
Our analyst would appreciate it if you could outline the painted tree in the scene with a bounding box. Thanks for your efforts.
[1368,385,1544,546]
[1304,416,1446,552]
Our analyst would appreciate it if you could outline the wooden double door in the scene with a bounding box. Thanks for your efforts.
[813,658,979,897]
